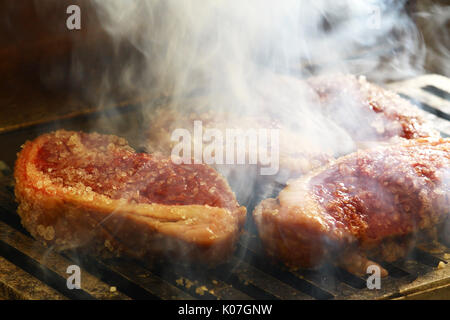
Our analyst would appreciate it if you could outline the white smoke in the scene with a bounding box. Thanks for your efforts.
[416,3,450,78]
[91,0,426,97]
[79,1,446,200]
[87,0,430,159]
[63,1,449,276]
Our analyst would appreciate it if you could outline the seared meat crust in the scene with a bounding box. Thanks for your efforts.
[14,130,246,266]
[307,74,438,142]
[253,138,449,274]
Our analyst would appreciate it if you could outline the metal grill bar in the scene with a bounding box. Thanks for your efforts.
[64,253,194,300]
[0,256,65,300]
[0,220,129,300]
[422,85,450,103]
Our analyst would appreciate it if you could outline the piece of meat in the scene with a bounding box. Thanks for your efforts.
[253,138,449,276]
[145,74,438,184]
[307,74,439,143]
[145,107,337,178]
[14,130,246,266]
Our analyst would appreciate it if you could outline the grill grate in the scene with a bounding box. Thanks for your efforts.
[0,74,449,300]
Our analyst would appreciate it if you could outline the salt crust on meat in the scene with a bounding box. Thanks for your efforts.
[254,138,449,275]
[14,130,246,266]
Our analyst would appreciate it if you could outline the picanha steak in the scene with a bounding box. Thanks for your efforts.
[254,138,449,276]
[14,130,246,265]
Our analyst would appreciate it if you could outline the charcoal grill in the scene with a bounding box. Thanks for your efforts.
[0,74,449,300]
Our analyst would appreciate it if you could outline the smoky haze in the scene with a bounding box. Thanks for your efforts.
[87,0,437,204]
[91,0,426,99]
[21,0,448,283]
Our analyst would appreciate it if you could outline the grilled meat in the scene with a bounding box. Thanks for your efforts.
[145,107,336,177]
[14,130,246,266]
[307,74,438,143]
[145,74,438,183]
[253,138,449,276]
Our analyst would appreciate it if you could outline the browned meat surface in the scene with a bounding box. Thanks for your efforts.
[307,74,438,142]
[14,130,246,266]
[253,138,449,276]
